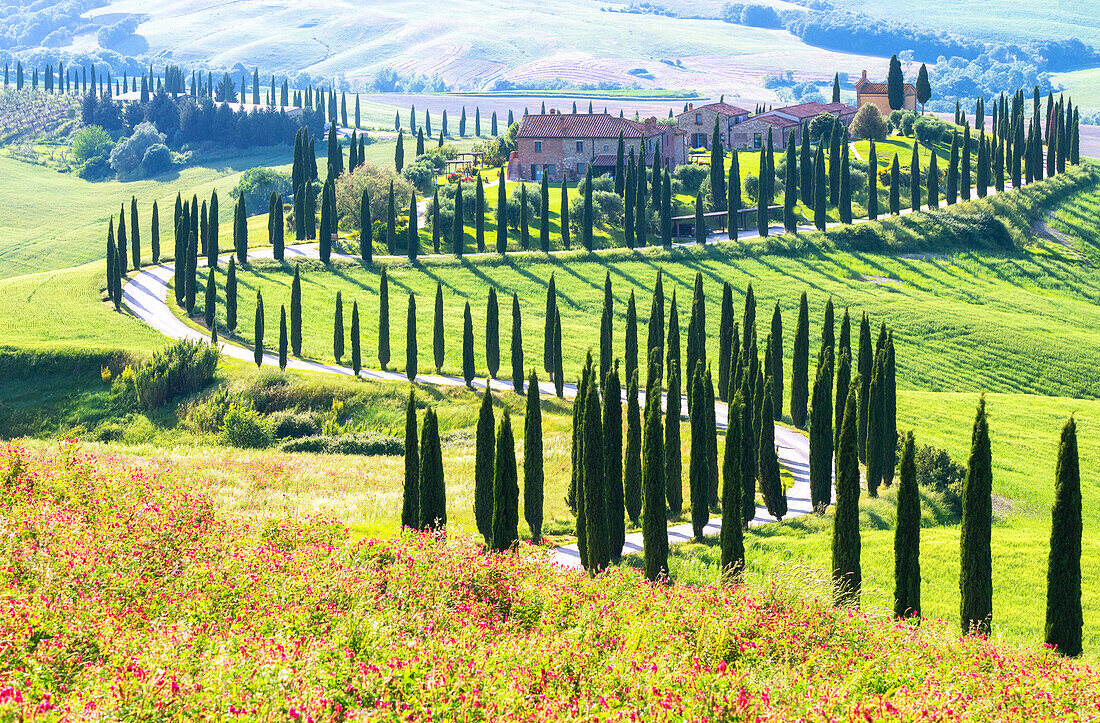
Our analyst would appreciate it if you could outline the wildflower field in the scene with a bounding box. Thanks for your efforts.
[1,443,1097,720]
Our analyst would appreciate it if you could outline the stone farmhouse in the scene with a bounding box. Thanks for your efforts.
[855,69,917,114]
[508,111,688,182]
[674,101,751,150]
[728,101,858,150]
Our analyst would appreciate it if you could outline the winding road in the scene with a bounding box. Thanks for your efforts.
[121,237,818,568]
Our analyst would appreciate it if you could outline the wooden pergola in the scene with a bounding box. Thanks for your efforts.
[671,205,783,237]
[444,151,485,175]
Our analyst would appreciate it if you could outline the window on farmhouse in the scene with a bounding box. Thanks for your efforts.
[534,141,542,152]
[576,141,583,152]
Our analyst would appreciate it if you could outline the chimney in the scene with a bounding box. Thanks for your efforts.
[688,103,694,110]
[549,108,557,115]
[861,69,867,81]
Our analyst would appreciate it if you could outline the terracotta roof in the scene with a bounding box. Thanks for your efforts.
[768,101,856,120]
[748,114,799,128]
[591,154,618,166]
[517,113,646,139]
[855,79,917,94]
[677,101,751,119]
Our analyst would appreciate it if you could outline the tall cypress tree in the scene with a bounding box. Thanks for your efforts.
[756,160,769,237]
[865,348,886,497]
[829,120,842,205]
[453,181,464,256]
[833,374,862,607]
[625,290,639,393]
[604,362,625,562]
[791,291,810,428]
[474,387,496,544]
[253,290,265,367]
[406,292,417,381]
[406,193,418,260]
[540,172,551,251]
[946,131,959,204]
[524,370,544,540]
[490,411,519,552]
[378,267,390,369]
[486,287,500,379]
[960,395,993,636]
[510,293,523,394]
[813,145,827,231]
[582,375,609,572]
[130,196,140,269]
[866,140,879,221]
[624,368,643,526]
[642,348,668,582]
[1046,416,1082,657]
[721,391,746,576]
[910,144,922,211]
[151,200,161,264]
[834,340,850,456]
[599,271,613,384]
[350,301,362,376]
[665,295,682,513]
[204,266,217,330]
[278,305,289,371]
[809,346,834,511]
[118,206,128,272]
[333,291,344,362]
[688,362,710,540]
[402,390,420,529]
[927,147,940,209]
[462,302,475,387]
[646,271,665,384]
[961,124,972,201]
[559,179,570,249]
[432,282,445,373]
[783,138,798,232]
[417,407,446,531]
[728,151,740,240]
[883,333,898,487]
[225,257,237,330]
[757,377,785,520]
[839,140,852,223]
[661,170,673,246]
[496,171,507,254]
[894,431,921,619]
[857,313,872,463]
[769,303,782,419]
[889,154,901,215]
[543,274,557,376]
[717,283,734,403]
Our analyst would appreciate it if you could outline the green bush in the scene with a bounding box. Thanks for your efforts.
[906,439,965,517]
[270,409,322,439]
[279,432,404,456]
[220,403,274,448]
[233,167,293,216]
[131,340,220,410]
[183,386,242,433]
[673,164,708,195]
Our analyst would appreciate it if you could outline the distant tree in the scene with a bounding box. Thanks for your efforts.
[927,147,940,209]
[799,127,813,207]
[889,154,901,215]
[226,257,237,330]
[395,130,404,172]
[710,119,726,210]
[583,166,595,250]
[539,174,551,251]
[402,391,420,529]
[130,197,140,269]
[833,375,862,607]
[453,182,465,256]
[832,73,841,104]
[485,287,500,379]
[462,302,475,388]
[624,368,643,526]
[543,274,557,377]
[791,292,810,428]
[497,172,507,253]
[839,141,852,223]
[417,407,446,531]
[769,303,783,418]
[431,282,445,373]
[946,131,959,205]
[850,103,888,141]
[279,306,288,371]
[1046,416,1082,657]
[857,312,872,463]
[865,348,886,496]
[887,54,905,111]
[809,346,834,511]
[867,141,879,220]
[253,290,264,367]
[406,192,418,261]
[333,291,344,363]
[813,146,827,230]
[204,267,217,330]
[961,125,972,201]
[360,189,372,261]
[511,293,523,393]
[151,201,161,263]
[916,63,931,114]
[688,363,710,540]
[406,292,418,382]
[894,431,921,619]
[604,362,625,562]
[718,284,734,402]
[475,387,496,544]
[784,140,798,233]
[600,272,613,383]
[524,370,544,540]
[665,299,682,513]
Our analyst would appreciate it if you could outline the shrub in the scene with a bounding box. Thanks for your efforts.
[507,183,541,228]
[140,144,172,176]
[334,163,415,232]
[183,386,242,434]
[109,121,167,178]
[907,439,965,516]
[233,167,293,215]
[270,409,323,439]
[673,163,709,195]
[808,113,837,143]
[849,104,888,141]
[569,189,624,235]
[279,432,404,456]
[220,403,274,448]
[70,125,114,164]
[914,116,951,145]
[402,158,438,195]
[131,340,220,410]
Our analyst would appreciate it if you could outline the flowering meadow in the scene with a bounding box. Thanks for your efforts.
[1,443,1098,721]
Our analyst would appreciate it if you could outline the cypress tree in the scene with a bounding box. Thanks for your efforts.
[887,54,904,111]
[511,293,523,394]
[524,370,544,541]
[118,206,128,272]
[946,132,959,204]
[106,227,119,310]
[130,197,140,269]
[403,392,420,529]
[756,161,769,237]
[757,378,785,520]
[889,154,901,215]
[553,309,564,398]
[883,333,898,487]
[721,392,746,575]
[599,271,613,384]
[718,283,734,402]
[799,127,813,207]
[520,184,530,250]
[624,368,643,526]
[430,187,439,255]
[710,119,726,210]
[661,170,673,247]
[474,387,496,544]
[665,296,682,513]
[290,266,301,356]
[625,290,639,393]
[839,141,852,223]
[406,292,417,381]
[689,363,709,540]
[485,287,500,379]
[582,374,609,572]
[867,140,879,220]
[378,267,390,369]
[642,348,668,582]
[583,167,595,250]
[835,342,850,456]
[406,193,418,261]
[453,181,465,256]
[833,376,862,607]
[961,124,972,201]
[462,302,475,387]
[927,146,940,209]
[865,348,886,496]
[1045,416,1082,657]
[333,291,344,362]
[204,267,217,330]
[910,143,922,212]
[185,231,198,315]
[647,271,665,384]
[151,201,161,264]
[235,194,248,262]
[829,120,842,205]
[570,360,590,521]
[791,291,809,428]
[769,302,782,419]
[636,155,649,246]
[960,396,993,636]
[813,145,827,230]
[475,176,484,252]
[857,312,872,463]
[604,362,625,562]
[539,173,551,251]
[560,179,570,249]
[705,365,719,509]
[496,171,507,253]
[432,282,444,373]
[832,72,841,103]
[894,431,921,619]
[226,257,237,330]
[543,274,557,375]
[279,305,289,371]
[490,411,519,552]
[253,290,264,367]
[784,138,798,233]
[615,130,626,196]
[386,182,396,254]
[418,407,446,531]
[809,346,834,511]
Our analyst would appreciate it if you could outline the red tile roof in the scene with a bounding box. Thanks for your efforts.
[855,79,917,94]
[678,101,751,119]
[517,113,646,139]
[768,101,856,120]
[749,114,799,128]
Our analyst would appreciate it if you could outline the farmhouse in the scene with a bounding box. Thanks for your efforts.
[855,69,917,114]
[728,101,858,150]
[509,111,688,182]
[675,101,751,150]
